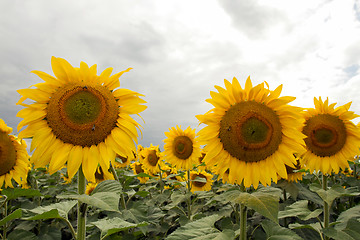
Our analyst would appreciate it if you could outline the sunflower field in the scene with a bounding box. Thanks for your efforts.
[1,57,360,240]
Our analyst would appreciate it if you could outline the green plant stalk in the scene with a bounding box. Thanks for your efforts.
[187,169,192,220]
[322,174,329,240]
[158,165,164,194]
[283,189,288,227]
[61,217,77,240]
[3,199,7,240]
[77,167,86,240]
[110,163,126,209]
[239,182,247,240]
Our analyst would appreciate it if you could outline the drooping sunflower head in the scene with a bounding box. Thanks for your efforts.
[139,144,162,174]
[16,57,146,182]
[163,126,201,170]
[196,76,306,189]
[187,170,213,193]
[94,165,114,182]
[113,151,136,169]
[0,119,29,188]
[301,97,360,175]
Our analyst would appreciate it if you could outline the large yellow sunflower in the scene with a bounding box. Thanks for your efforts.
[139,144,161,175]
[0,119,29,188]
[163,126,201,170]
[196,77,306,189]
[16,57,146,182]
[301,97,360,175]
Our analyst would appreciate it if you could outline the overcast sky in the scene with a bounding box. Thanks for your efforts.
[1,0,360,151]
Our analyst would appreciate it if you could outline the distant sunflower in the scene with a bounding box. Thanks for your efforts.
[163,126,201,170]
[301,97,360,175]
[0,118,29,188]
[130,162,149,183]
[85,182,98,195]
[113,151,136,169]
[16,57,146,182]
[187,170,213,193]
[196,77,306,189]
[281,155,304,183]
[139,144,161,174]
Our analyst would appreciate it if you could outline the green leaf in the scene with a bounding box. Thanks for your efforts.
[7,229,37,240]
[91,217,148,239]
[91,180,122,195]
[23,200,77,220]
[166,215,222,240]
[310,184,360,206]
[261,220,303,240]
[219,188,279,223]
[276,180,300,199]
[323,219,360,240]
[0,208,22,226]
[289,222,323,237]
[279,200,322,221]
[1,188,42,200]
[58,192,120,212]
[334,204,360,230]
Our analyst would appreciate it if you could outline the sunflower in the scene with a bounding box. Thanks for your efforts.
[85,182,98,195]
[196,77,306,189]
[301,97,360,175]
[16,57,146,182]
[139,144,161,174]
[280,155,304,183]
[130,161,149,183]
[0,118,29,188]
[187,170,213,193]
[113,151,136,169]
[163,126,201,170]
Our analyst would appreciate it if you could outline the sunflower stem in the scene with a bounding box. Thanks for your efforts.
[3,199,7,240]
[77,167,87,240]
[283,188,288,227]
[322,174,329,240]
[239,182,247,240]
[159,165,164,194]
[187,170,192,220]
[110,163,127,210]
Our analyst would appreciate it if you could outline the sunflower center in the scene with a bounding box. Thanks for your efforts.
[147,150,159,166]
[303,114,346,157]
[219,101,282,162]
[173,136,193,160]
[47,84,119,147]
[118,155,128,164]
[0,133,16,176]
[191,173,207,187]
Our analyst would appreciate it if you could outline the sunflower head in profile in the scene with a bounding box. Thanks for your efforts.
[301,97,360,175]
[196,77,306,189]
[16,57,146,182]
[139,144,162,175]
[130,161,149,184]
[187,170,213,193]
[0,118,29,188]
[163,126,201,170]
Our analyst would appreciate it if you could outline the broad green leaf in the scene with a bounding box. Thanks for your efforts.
[23,200,77,220]
[276,180,300,199]
[310,184,360,206]
[135,190,150,197]
[323,219,360,240]
[1,188,42,200]
[91,180,122,195]
[289,222,323,237]
[7,229,37,240]
[166,215,222,240]
[334,204,360,230]
[279,200,322,221]
[218,189,279,223]
[91,217,148,239]
[261,220,303,240]
[163,190,188,210]
[0,209,22,226]
[58,192,120,212]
